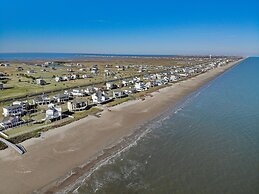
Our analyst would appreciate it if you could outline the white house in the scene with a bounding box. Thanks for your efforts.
[82,74,93,79]
[55,76,64,82]
[67,68,74,73]
[16,67,23,71]
[0,63,10,67]
[121,80,129,87]
[67,100,88,112]
[90,68,98,74]
[12,101,29,110]
[135,82,146,92]
[123,88,135,95]
[91,91,112,104]
[27,70,36,74]
[71,89,86,97]
[71,74,80,80]
[79,68,87,72]
[33,95,51,105]
[2,105,24,117]
[45,104,62,121]
[145,81,155,89]
[143,75,151,80]
[53,94,70,103]
[113,90,127,98]
[85,87,96,95]
[170,75,178,82]
[179,73,188,77]
[106,82,117,90]
[36,79,47,85]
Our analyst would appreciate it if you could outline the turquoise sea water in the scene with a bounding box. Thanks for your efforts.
[69,57,259,194]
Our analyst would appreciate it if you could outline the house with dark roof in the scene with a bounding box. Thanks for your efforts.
[113,90,127,98]
[53,94,70,103]
[0,116,25,130]
[33,95,51,105]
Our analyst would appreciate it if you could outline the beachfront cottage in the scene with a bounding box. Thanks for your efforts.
[143,74,151,80]
[55,76,64,82]
[45,104,62,121]
[67,68,74,73]
[145,81,154,89]
[36,79,47,85]
[179,73,188,78]
[79,68,87,72]
[33,95,51,105]
[91,91,112,104]
[16,67,24,71]
[85,86,96,95]
[90,68,98,74]
[53,94,70,103]
[113,90,128,98]
[135,82,146,92]
[67,100,88,112]
[121,80,129,87]
[0,116,25,130]
[82,74,93,79]
[155,73,162,79]
[156,79,168,86]
[76,63,83,67]
[71,74,80,80]
[0,63,10,67]
[106,82,117,90]
[12,101,30,110]
[2,105,24,117]
[27,70,36,74]
[170,75,178,82]
[124,88,137,95]
[71,89,86,97]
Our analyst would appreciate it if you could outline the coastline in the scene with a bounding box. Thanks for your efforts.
[0,59,244,194]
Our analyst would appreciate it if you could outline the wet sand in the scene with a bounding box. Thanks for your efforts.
[0,59,243,194]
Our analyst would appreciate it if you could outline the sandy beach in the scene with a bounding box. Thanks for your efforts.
[0,59,243,194]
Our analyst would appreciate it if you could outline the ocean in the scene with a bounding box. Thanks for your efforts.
[67,57,259,194]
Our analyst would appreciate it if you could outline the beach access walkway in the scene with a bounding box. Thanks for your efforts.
[0,137,26,155]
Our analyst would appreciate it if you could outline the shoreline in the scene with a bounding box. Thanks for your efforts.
[0,58,245,194]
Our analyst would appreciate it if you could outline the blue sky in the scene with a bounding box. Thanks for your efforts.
[0,0,258,56]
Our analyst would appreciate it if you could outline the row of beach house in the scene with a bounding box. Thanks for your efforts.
[0,59,232,131]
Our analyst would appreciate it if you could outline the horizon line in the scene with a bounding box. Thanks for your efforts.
[0,52,247,57]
